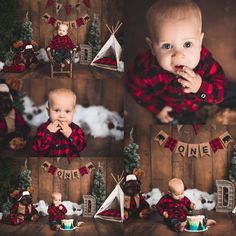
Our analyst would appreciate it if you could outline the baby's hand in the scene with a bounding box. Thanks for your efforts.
[47,120,61,133]
[190,202,196,210]
[47,47,51,51]
[59,121,72,138]
[156,106,173,123]
[177,66,202,93]
[59,205,63,210]
[163,211,168,218]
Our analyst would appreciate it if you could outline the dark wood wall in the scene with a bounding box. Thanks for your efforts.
[128,124,235,194]
[19,0,124,49]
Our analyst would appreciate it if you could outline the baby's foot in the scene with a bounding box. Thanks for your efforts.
[65,59,71,65]
[206,219,216,226]
[179,221,187,232]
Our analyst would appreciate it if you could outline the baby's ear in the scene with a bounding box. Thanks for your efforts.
[145,37,154,55]
[200,32,204,45]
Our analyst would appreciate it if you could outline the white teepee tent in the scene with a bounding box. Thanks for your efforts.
[94,173,124,222]
[90,22,123,71]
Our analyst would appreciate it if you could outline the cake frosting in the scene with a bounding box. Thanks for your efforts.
[186,215,206,231]
[61,219,75,230]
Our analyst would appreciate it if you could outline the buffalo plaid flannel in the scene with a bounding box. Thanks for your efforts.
[48,204,67,222]
[48,35,76,51]
[125,194,149,218]
[126,47,226,117]
[98,209,121,219]
[11,202,38,220]
[32,120,86,162]
[0,108,30,138]
[164,137,178,151]
[156,194,192,222]
[94,57,117,66]
[209,137,224,153]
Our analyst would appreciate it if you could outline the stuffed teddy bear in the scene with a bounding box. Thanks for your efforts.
[123,174,151,220]
[3,40,39,72]
[0,81,30,150]
[2,189,39,225]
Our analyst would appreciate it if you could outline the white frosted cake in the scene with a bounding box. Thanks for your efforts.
[61,219,75,230]
[186,215,206,231]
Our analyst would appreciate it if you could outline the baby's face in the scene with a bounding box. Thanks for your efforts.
[58,24,68,37]
[53,195,62,207]
[48,94,75,124]
[170,184,184,201]
[148,18,204,74]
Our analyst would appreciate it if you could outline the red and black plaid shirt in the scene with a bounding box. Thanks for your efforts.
[47,204,67,222]
[156,194,192,222]
[11,202,38,219]
[48,35,76,52]
[0,108,30,138]
[32,120,86,161]
[126,47,226,116]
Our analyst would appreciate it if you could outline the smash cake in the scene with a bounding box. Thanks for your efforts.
[61,219,75,230]
[185,215,206,231]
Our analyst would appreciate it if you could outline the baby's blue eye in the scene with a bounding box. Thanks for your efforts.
[184,41,192,48]
[66,110,70,113]
[162,44,173,49]
[55,109,59,112]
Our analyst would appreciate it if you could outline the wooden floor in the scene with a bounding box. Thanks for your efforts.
[0,211,236,236]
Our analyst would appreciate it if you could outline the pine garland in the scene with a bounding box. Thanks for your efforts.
[92,162,106,210]
[124,128,140,174]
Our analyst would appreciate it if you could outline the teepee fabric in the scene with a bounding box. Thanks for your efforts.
[94,184,124,222]
[91,23,122,71]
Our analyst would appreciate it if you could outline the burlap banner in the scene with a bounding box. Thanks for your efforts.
[41,161,95,180]
[42,13,90,29]
[45,0,90,11]
[154,130,234,158]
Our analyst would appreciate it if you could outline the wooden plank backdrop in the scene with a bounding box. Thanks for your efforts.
[8,156,123,204]
[18,0,123,49]
[148,125,235,193]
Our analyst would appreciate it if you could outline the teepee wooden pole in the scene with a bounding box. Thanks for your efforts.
[106,24,113,34]
[111,173,118,184]
[113,22,122,35]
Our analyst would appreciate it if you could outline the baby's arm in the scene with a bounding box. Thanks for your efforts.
[67,126,86,152]
[32,123,55,155]
[177,59,226,104]
[156,196,168,218]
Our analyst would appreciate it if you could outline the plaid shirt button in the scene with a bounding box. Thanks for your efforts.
[201,93,206,99]
[69,137,73,142]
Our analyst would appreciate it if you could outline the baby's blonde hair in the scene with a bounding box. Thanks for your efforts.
[48,88,76,107]
[168,178,184,192]
[51,192,62,200]
[58,23,69,30]
[147,0,202,38]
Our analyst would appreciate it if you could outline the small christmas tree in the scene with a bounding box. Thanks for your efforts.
[229,144,236,186]
[20,12,33,42]
[88,15,101,58]
[124,128,140,174]
[18,160,32,190]
[1,198,13,216]
[92,162,106,210]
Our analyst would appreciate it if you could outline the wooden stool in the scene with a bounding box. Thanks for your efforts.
[47,49,76,79]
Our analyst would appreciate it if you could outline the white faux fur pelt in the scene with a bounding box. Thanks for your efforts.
[142,188,162,207]
[34,200,83,216]
[184,189,216,210]
[0,61,4,71]
[22,96,124,140]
